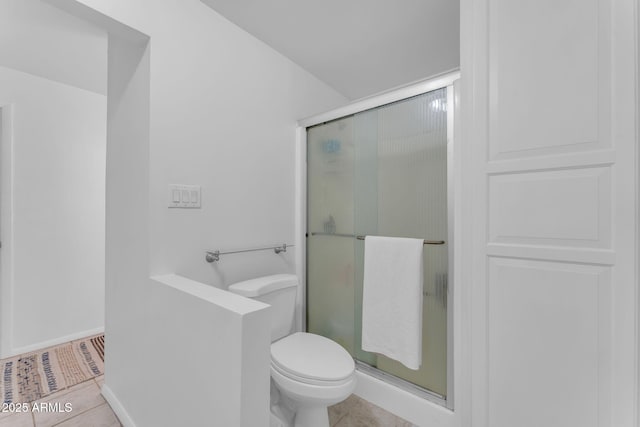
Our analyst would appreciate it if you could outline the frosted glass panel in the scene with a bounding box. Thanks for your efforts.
[307,88,449,397]
[307,117,356,353]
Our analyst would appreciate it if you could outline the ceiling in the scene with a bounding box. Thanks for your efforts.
[201,0,460,100]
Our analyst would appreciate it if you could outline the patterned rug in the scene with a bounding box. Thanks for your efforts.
[1,334,104,404]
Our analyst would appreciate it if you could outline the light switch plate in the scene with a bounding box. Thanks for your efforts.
[168,184,201,208]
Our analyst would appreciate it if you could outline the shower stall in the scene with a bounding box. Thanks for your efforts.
[299,73,457,406]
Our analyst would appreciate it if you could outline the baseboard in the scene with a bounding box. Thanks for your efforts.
[9,326,104,357]
[101,384,136,427]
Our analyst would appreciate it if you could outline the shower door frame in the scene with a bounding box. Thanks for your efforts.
[295,70,460,411]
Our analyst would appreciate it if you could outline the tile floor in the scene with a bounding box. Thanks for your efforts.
[0,338,413,427]
[329,394,417,427]
[0,379,413,427]
[0,379,416,427]
[0,375,120,427]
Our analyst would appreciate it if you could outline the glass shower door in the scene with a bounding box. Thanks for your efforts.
[306,88,449,398]
[306,116,356,354]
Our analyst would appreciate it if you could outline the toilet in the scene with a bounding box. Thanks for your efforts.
[229,274,356,427]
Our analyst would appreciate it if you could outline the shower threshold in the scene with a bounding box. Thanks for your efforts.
[354,360,447,407]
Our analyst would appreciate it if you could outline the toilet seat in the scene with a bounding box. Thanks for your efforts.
[270,332,355,386]
[271,361,354,387]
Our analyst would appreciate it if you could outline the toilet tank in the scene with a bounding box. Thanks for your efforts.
[228,274,298,342]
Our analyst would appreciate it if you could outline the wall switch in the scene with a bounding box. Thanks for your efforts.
[168,184,201,208]
[180,189,189,207]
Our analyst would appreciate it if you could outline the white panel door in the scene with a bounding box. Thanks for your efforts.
[462,0,638,426]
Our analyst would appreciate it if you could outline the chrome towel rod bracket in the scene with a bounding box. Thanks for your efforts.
[205,243,293,263]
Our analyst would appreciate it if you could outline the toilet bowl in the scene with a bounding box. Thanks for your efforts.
[271,332,356,426]
[228,275,356,427]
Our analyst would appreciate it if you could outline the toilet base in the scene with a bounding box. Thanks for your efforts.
[270,379,335,427]
[270,380,295,427]
[294,404,330,427]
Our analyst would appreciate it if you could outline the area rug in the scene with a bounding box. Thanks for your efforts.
[0,334,104,404]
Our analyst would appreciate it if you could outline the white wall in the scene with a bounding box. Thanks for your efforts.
[0,66,106,354]
[67,0,348,288]
[101,274,271,427]
[0,0,108,357]
[0,0,107,94]
[44,0,347,426]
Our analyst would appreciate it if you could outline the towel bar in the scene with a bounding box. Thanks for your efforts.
[310,232,445,245]
[205,243,293,263]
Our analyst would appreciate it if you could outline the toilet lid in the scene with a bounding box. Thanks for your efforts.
[270,332,355,382]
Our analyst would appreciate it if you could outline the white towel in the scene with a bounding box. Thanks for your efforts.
[361,236,424,370]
